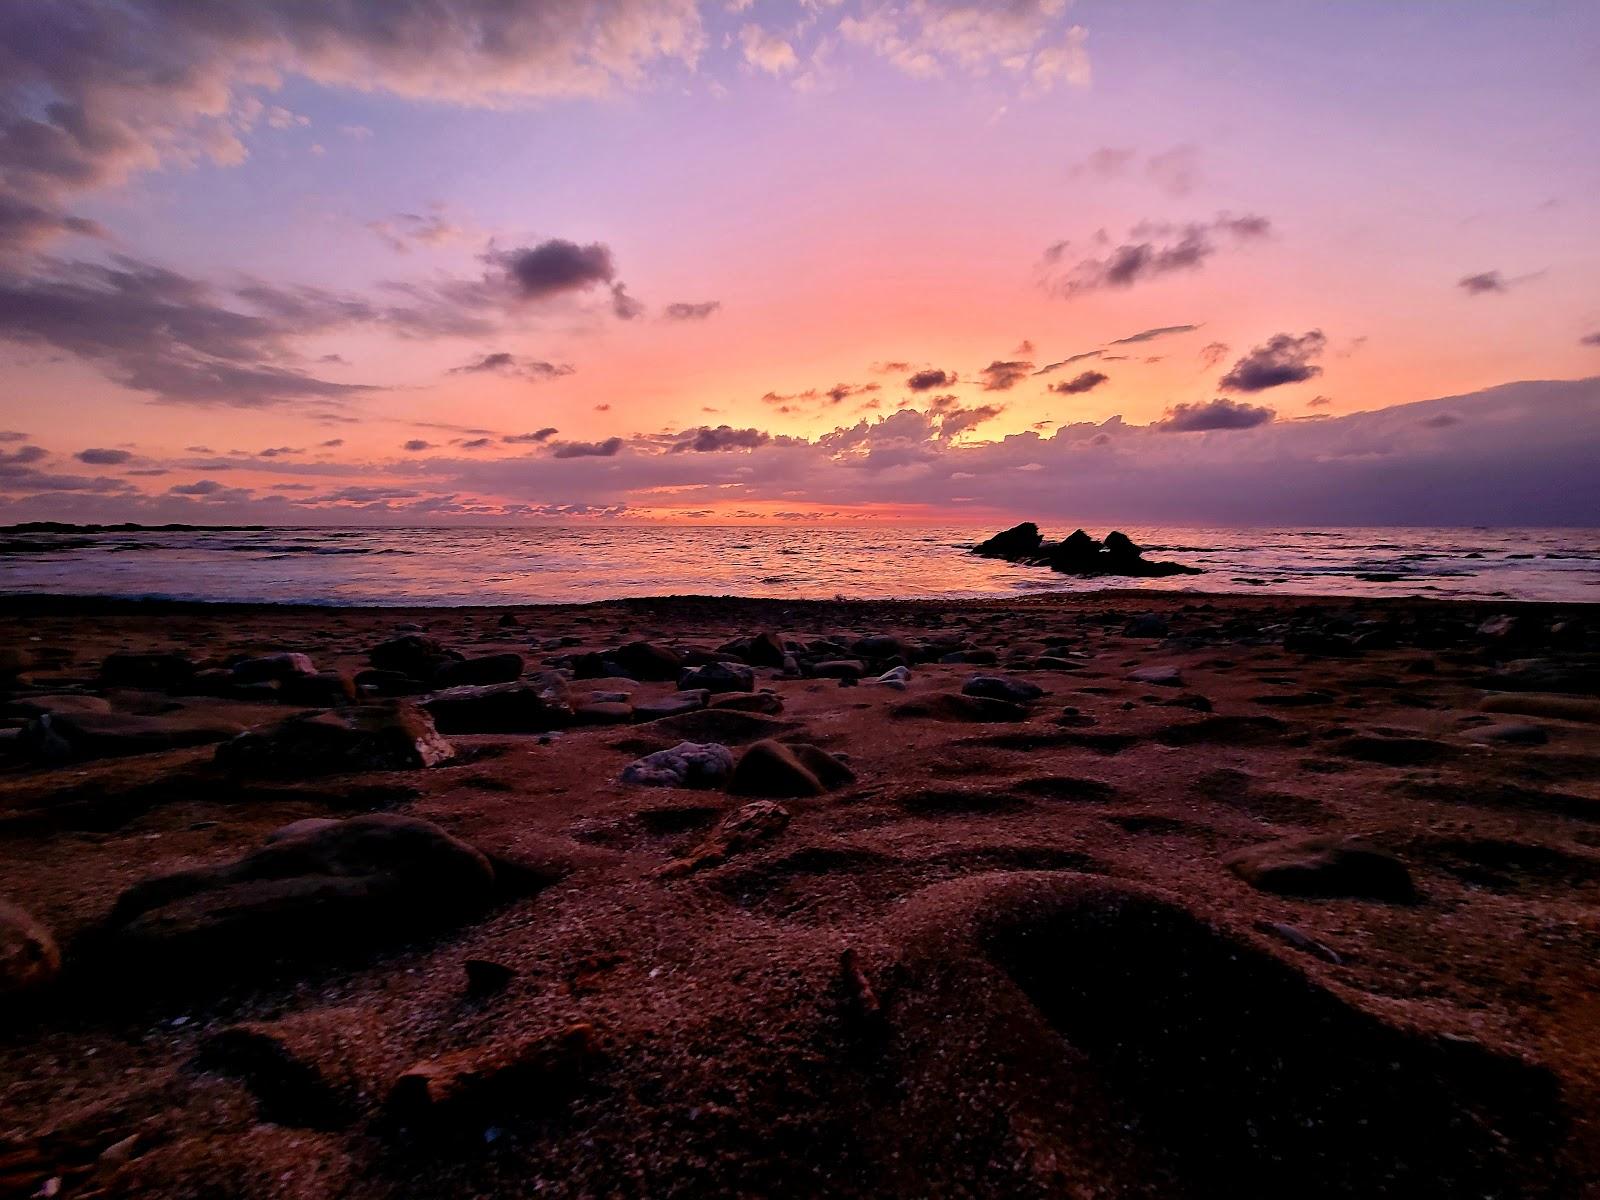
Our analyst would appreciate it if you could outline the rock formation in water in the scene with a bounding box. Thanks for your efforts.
[973,523,1202,577]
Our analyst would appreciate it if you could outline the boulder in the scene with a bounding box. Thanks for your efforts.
[216,701,455,774]
[620,741,735,788]
[1224,835,1416,902]
[730,739,855,798]
[852,634,912,661]
[421,680,571,734]
[679,661,755,694]
[368,634,461,680]
[97,814,495,971]
[720,632,786,668]
[0,647,36,678]
[0,900,60,998]
[435,653,524,688]
[962,675,1044,704]
[100,650,195,690]
[972,522,1043,559]
[612,641,684,682]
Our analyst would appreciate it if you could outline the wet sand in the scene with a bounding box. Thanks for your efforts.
[1,591,1598,1198]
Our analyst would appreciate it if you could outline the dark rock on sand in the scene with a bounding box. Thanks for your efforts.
[1225,835,1416,902]
[1127,666,1184,687]
[962,675,1044,704]
[639,707,796,746]
[217,701,455,774]
[679,661,755,694]
[100,650,196,690]
[96,814,496,971]
[730,739,855,798]
[812,659,866,680]
[423,680,572,734]
[435,652,525,688]
[368,634,461,680]
[719,632,786,668]
[1,899,60,998]
[1475,722,1548,745]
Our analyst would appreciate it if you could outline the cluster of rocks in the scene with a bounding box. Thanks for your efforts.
[973,523,1201,578]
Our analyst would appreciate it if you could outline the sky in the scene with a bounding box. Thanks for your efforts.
[0,0,1598,526]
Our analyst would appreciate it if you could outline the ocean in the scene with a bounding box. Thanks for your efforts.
[1,525,1596,606]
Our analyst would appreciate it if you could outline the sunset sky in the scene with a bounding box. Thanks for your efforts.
[1,0,1598,524]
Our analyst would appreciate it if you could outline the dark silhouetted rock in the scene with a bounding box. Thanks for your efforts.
[217,701,455,774]
[720,632,786,668]
[612,641,684,682]
[1123,613,1169,639]
[281,670,359,707]
[1475,722,1548,745]
[973,522,1043,559]
[730,739,855,798]
[368,634,460,679]
[1225,835,1416,902]
[422,680,571,734]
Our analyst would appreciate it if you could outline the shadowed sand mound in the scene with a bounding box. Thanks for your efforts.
[876,874,1567,1198]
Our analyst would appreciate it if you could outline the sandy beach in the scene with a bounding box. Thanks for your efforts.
[0,591,1596,1197]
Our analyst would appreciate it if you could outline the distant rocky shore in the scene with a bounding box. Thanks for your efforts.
[973,522,1202,577]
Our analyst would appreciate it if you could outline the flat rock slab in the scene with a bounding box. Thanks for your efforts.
[24,709,247,761]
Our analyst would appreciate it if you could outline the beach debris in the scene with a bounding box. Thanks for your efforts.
[658,800,791,877]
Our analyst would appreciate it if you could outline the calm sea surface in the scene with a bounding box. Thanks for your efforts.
[1,526,1597,606]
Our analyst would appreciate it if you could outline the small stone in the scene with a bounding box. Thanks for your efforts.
[216,701,455,774]
[812,659,866,680]
[709,691,784,715]
[633,691,710,721]
[1122,614,1169,639]
[231,652,317,684]
[435,653,524,688]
